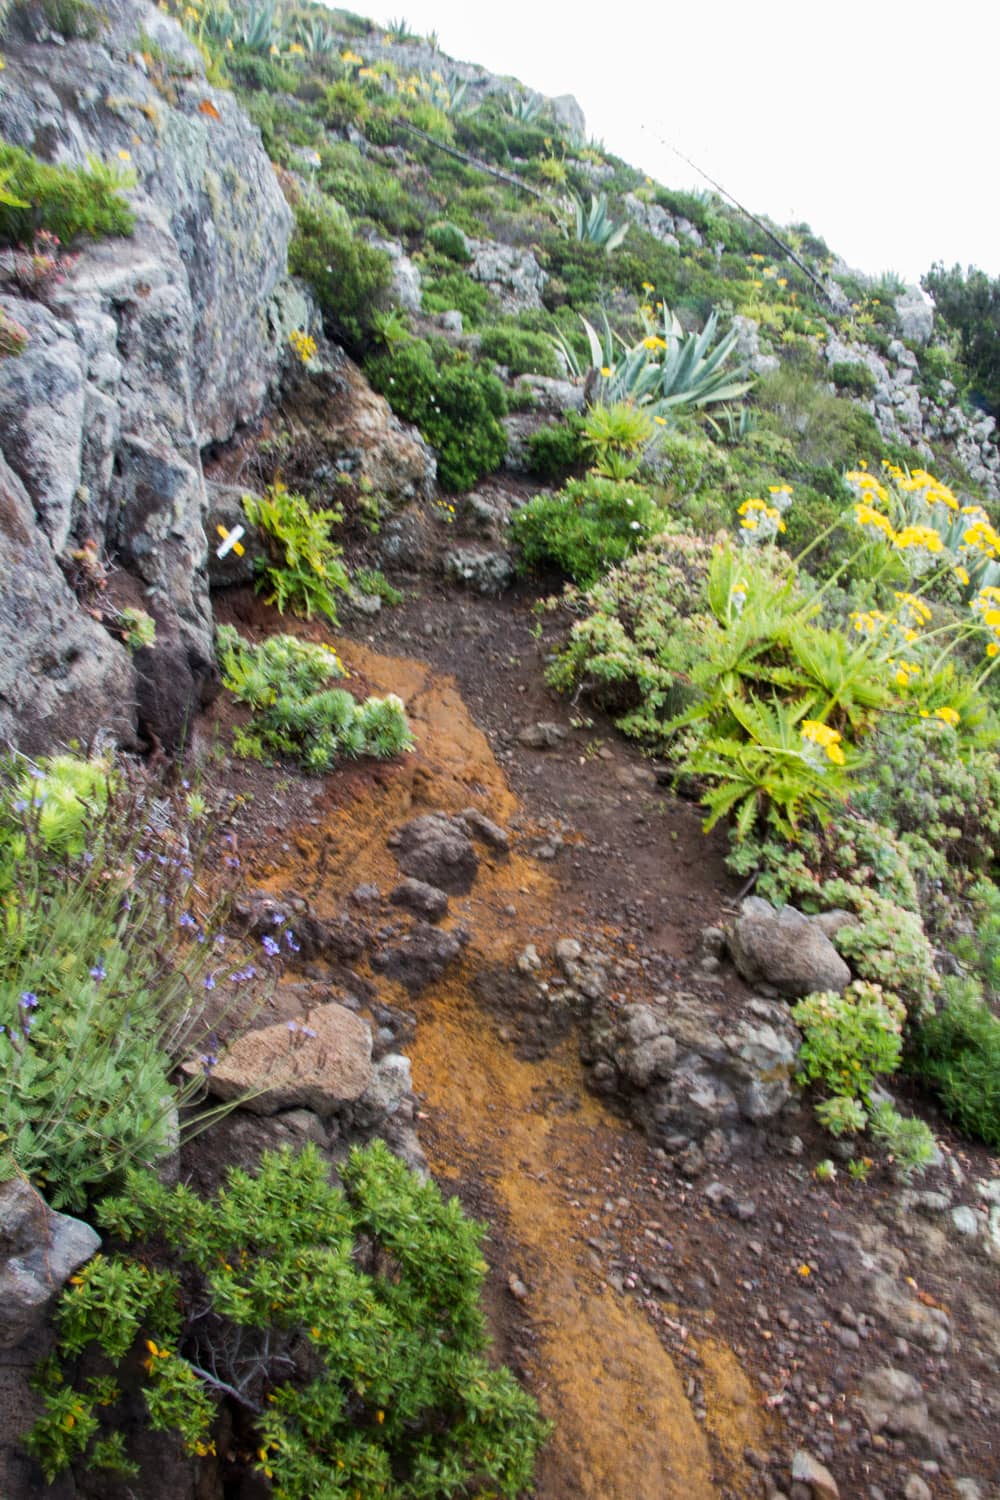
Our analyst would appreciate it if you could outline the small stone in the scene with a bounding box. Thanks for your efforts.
[902,1477,932,1500]
[517,720,567,749]
[790,1449,839,1500]
[949,1205,979,1238]
[507,1274,528,1301]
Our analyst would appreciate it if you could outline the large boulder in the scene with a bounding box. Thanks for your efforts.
[728,896,851,998]
[0,1177,100,1350]
[389,812,479,894]
[0,0,293,748]
[584,991,802,1147]
[200,1002,373,1116]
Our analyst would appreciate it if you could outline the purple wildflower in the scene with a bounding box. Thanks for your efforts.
[89,963,106,982]
[200,1052,218,1075]
[285,930,300,952]
[286,1020,298,1032]
[19,992,38,1008]
[12,799,28,813]
[179,913,197,929]
[301,1026,316,1039]
[261,935,280,957]
[271,911,285,925]
[204,973,216,991]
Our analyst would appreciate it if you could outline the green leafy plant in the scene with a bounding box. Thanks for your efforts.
[242,481,350,624]
[0,142,135,246]
[792,982,906,1102]
[581,400,658,480]
[116,607,157,651]
[0,756,270,1210]
[866,1100,937,1181]
[28,1142,549,1496]
[217,627,413,773]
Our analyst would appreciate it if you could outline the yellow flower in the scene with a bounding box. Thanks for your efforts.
[289,41,304,53]
[341,49,363,64]
[955,565,970,586]
[777,277,788,288]
[801,720,845,764]
[934,706,960,727]
[641,280,654,292]
[118,149,132,162]
[653,415,667,426]
[642,335,666,351]
[600,365,612,378]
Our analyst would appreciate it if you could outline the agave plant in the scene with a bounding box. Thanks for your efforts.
[570,192,628,252]
[504,88,543,123]
[292,17,338,55]
[555,301,753,418]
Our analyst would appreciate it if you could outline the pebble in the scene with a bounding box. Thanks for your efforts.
[949,1205,978,1238]
[902,1477,932,1500]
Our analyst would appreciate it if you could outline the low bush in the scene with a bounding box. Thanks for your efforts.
[288,199,392,352]
[0,143,135,246]
[830,361,878,399]
[525,416,587,480]
[478,324,560,378]
[511,474,667,586]
[217,627,413,773]
[27,1141,549,1495]
[420,266,495,326]
[912,978,1000,1148]
[365,336,507,492]
[425,220,471,262]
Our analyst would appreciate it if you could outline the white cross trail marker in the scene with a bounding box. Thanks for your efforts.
[215,524,246,558]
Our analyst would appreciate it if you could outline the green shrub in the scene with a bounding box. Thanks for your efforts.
[830,361,878,399]
[826,884,938,1017]
[866,1100,937,1181]
[525,416,587,480]
[27,1141,549,1495]
[478,324,560,378]
[420,266,495,326]
[15,0,104,38]
[242,481,350,625]
[365,337,507,492]
[288,199,392,352]
[426,220,471,262]
[511,474,667,586]
[792,982,905,1102]
[217,627,413,773]
[0,757,268,1211]
[912,978,1000,1148]
[0,143,135,246]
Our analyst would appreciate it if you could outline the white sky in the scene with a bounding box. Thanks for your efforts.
[359,0,998,286]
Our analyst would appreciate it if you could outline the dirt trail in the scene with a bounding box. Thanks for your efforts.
[255,637,771,1498]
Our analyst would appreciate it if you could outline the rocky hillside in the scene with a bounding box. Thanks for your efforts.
[2,4,1000,1500]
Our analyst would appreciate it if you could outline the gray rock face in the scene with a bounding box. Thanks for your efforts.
[790,1449,839,1499]
[390,813,479,894]
[856,1366,949,1458]
[585,992,801,1145]
[728,897,851,998]
[0,454,136,751]
[895,286,934,346]
[0,1177,100,1350]
[443,546,515,593]
[0,0,292,748]
[468,240,547,313]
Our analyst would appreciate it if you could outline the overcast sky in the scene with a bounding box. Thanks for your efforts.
[360,0,998,287]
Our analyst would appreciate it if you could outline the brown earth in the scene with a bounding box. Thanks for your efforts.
[198,571,1000,1500]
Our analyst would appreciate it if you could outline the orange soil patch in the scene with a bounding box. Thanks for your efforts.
[257,639,771,1497]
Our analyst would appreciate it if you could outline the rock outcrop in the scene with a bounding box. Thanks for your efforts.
[0,0,293,748]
